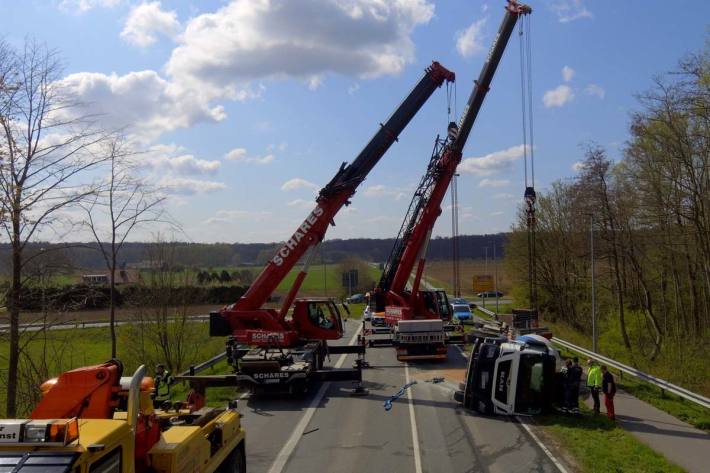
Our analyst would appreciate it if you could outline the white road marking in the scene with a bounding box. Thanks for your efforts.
[266,323,363,473]
[515,415,570,473]
[405,363,423,473]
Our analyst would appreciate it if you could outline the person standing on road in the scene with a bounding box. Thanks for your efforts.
[587,359,602,414]
[601,365,617,421]
[568,357,583,414]
[561,359,573,413]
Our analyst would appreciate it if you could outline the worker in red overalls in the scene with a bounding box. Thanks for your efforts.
[601,365,617,421]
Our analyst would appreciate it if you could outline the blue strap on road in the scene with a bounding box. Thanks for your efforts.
[384,381,417,411]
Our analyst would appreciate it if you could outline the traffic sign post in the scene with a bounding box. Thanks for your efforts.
[473,275,494,309]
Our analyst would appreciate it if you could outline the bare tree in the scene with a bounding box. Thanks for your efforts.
[81,137,166,358]
[122,236,207,373]
[0,39,111,416]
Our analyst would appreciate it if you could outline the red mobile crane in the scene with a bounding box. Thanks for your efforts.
[210,62,455,392]
[369,1,532,361]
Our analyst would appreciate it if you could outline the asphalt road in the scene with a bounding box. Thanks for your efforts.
[238,319,561,473]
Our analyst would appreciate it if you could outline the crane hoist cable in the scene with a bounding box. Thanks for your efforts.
[519,12,537,309]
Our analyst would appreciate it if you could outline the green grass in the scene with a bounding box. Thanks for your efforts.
[537,406,685,473]
[0,322,229,417]
[276,264,380,297]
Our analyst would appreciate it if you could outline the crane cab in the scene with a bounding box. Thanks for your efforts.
[291,298,345,341]
[419,289,453,322]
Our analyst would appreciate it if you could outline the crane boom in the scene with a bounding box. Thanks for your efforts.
[220,61,453,346]
[383,1,530,298]
[234,62,454,313]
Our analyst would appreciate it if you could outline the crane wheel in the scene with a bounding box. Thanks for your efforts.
[218,442,246,473]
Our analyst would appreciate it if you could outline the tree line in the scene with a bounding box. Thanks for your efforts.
[0,233,508,272]
[506,49,710,389]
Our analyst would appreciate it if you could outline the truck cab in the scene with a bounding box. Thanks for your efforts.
[456,334,560,415]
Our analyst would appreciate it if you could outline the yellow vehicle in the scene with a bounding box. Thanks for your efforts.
[0,360,246,472]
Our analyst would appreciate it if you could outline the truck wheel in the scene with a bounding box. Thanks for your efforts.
[219,442,246,473]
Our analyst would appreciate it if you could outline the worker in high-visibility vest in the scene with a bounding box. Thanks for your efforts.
[587,360,602,415]
[154,364,174,404]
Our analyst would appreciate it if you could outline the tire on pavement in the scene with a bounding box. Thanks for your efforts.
[218,442,246,473]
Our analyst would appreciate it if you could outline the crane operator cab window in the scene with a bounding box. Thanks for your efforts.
[307,302,336,330]
[435,290,451,320]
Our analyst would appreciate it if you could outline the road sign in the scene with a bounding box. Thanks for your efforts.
[473,275,494,292]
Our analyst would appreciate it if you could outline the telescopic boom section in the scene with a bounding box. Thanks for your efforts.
[233,62,454,313]
[386,1,530,298]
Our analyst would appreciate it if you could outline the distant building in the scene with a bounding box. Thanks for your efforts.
[81,269,141,285]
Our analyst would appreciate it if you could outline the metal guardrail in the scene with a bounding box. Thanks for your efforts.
[0,314,210,334]
[552,337,710,410]
[475,306,497,318]
[473,305,710,409]
[179,351,228,377]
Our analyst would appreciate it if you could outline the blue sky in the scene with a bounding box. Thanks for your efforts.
[2,0,708,243]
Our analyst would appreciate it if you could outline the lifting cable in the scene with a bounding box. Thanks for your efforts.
[519,13,537,309]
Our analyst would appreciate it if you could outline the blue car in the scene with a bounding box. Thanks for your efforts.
[451,303,472,321]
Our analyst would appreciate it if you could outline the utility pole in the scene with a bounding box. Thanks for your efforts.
[590,215,597,353]
[483,246,489,308]
[451,173,460,297]
[494,243,499,314]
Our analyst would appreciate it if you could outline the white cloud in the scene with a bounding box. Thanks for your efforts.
[572,161,586,171]
[158,177,226,195]
[493,192,515,200]
[224,148,247,161]
[59,0,121,14]
[308,75,324,91]
[121,1,181,47]
[363,184,407,200]
[490,211,504,216]
[459,144,530,176]
[348,83,360,95]
[550,0,592,23]
[479,178,510,188]
[584,83,605,99]
[166,0,435,100]
[455,18,486,58]
[137,144,221,176]
[543,84,574,108]
[163,154,220,174]
[562,65,575,82]
[57,70,226,143]
[281,178,319,191]
[287,198,314,209]
[224,148,274,164]
[58,0,433,144]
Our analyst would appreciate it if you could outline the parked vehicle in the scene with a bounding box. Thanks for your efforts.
[451,303,472,321]
[347,293,366,304]
[477,291,503,298]
[371,311,387,327]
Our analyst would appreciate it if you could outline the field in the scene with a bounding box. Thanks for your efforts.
[424,258,510,298]
[275,263,380,297]
[0,322,229,417]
